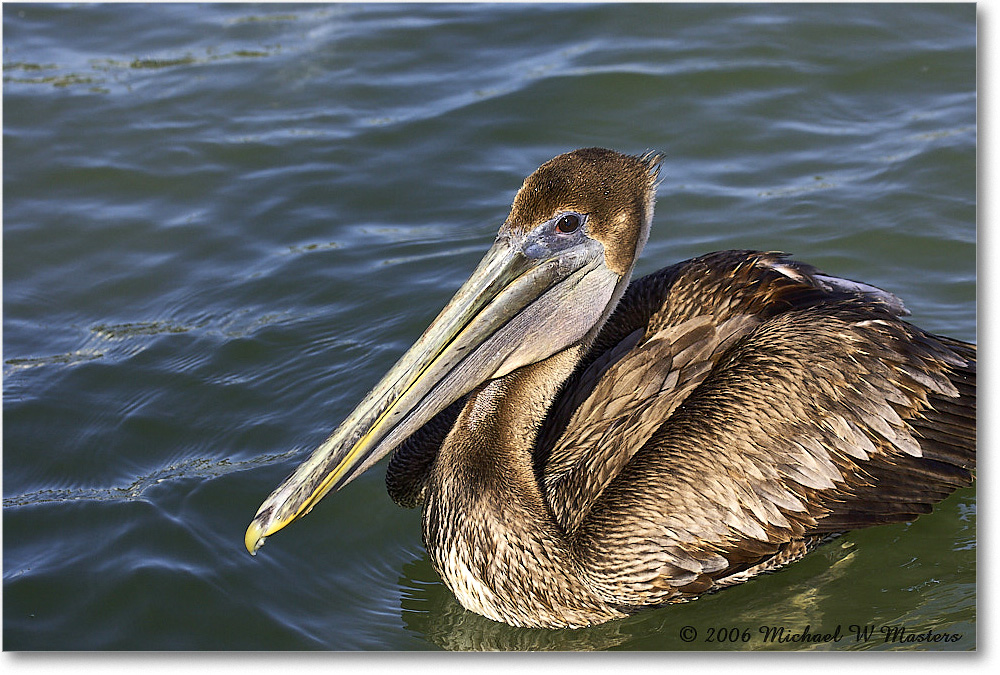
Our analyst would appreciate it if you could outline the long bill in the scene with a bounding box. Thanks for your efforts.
[245,232,620,554]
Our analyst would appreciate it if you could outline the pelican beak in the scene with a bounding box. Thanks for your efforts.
[245,229,620,554]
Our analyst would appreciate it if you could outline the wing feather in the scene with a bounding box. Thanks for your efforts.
[531,251,973,606]
[573,304,974,605]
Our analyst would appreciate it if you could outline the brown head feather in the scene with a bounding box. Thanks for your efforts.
[505,148,661,275]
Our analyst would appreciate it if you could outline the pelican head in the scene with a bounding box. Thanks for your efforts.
[245,148,661,554]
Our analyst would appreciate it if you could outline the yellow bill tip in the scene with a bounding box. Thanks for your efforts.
[244,518,271,556]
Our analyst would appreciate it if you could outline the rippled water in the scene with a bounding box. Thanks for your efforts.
[4,3,975,650]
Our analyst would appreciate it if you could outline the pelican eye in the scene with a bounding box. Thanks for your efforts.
[554,213,583,234]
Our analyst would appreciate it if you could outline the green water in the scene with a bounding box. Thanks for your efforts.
[3,3,975,650]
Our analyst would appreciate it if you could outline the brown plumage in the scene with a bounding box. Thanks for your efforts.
[247,148,976,629]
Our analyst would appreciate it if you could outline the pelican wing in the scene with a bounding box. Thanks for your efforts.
[556,255,975,606]
[541,251,908,530]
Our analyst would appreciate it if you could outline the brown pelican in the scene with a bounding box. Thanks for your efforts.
[245,148,976,629]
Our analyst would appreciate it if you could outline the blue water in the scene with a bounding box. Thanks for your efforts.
[3,3,975,650]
